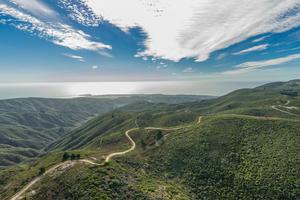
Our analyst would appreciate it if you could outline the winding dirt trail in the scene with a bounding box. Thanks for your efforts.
[271,100,299,116]
[197,116,202,124]
[10,159,104,200]
[12,101,299,200]
[10,117,202,200]
[9,128,138,200]
[104,128,139,163]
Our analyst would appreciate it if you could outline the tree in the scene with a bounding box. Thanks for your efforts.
[62,152,70,161]
[156,130,163,141]
[39,167,46,176]
[71,153,76,160]
[280,90,298,97]
[76,154,81,160]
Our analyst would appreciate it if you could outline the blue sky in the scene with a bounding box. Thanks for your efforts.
[1,0,300,95]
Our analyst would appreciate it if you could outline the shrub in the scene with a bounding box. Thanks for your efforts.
[62,152,70,161]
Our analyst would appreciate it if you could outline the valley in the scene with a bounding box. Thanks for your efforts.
[0,95,212,168]
[1,80,300,199]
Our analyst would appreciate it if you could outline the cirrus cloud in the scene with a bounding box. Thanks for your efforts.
[0,1,111,53]
[223,53,300,75]
[62,53,85,62]
[183,67,193,73]
[68,0,300,62]
[233,44,269,55]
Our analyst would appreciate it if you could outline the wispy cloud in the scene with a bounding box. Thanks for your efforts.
[223,54,300,75]
[183,67,193,73]
[72,0,300,62]
[0,2,111,53]
[10,0,56,18]
[276,46,300,53]
[57,0,101,26]
[252,35,270,43]
[216,53,227,60]
[233,44,269,55]
[63,53,85,62]
[91,65,99,69]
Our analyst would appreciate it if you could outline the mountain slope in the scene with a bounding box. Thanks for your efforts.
[141,115,300,199]
[0,95,210,167]
[1,80,300,199]
[2,113,299,200]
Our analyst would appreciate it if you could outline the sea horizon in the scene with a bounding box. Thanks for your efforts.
[0,81,266,100]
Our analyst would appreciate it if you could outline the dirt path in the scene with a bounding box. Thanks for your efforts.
[271,100,299,116]
[145,127,183,131]
[10,161,70,200]
[9,127,142,200]
[104,128,139,163]
[10,117,201,200]
[145,116,202,132]
[12,107,296,199]
[9,131,139,200]
[197,116,202,124]
[10,158,107,200]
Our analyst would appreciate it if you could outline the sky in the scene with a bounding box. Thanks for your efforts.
[1,0,300,97]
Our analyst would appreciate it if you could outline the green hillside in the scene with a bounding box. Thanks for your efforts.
[191,79,300,115]
[0,97,122,167]
[1,80,300,199]
[0,95,209,167]
[142,115,300,199]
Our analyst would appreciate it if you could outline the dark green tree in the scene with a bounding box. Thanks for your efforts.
[62,152,70,161]
[39,167,46,176]
[71,153,76,160]
[156,130,163,141]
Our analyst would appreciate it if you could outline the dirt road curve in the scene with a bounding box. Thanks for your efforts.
[10,117,202,200]
[104,128,139,163]
[271,100,299,116]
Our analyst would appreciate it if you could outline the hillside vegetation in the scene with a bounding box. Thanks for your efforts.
[0,95,210,167]
[0,97,119,167]
[1,80,300,199]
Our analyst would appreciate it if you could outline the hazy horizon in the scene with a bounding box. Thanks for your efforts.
[0,80,269,99]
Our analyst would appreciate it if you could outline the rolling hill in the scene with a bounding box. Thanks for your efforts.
[0,80,300,199]
[0,95,211,167]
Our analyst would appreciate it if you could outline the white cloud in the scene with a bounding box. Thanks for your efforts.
[216,53,227,60]
[233,44,269,55]
[252,35,270,43]
[63,53,85,62]
[223,53,300,75]
[10,0,56,17]
[57,0,101,26]
[0,3,111,52]
[91,65,99,69]
[277,46,300,53]
[183,67,193,73]
[72,0,300,62]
